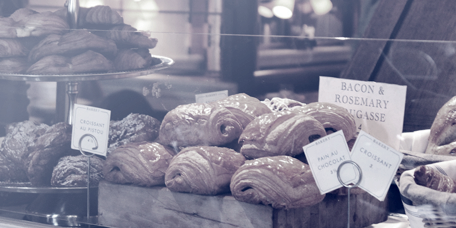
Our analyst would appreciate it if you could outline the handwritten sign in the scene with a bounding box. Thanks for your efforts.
[303,131,355,194]
[350,131,403,201]
[195,90,228,103]
[71,104,111,156]
[318,76,407,150]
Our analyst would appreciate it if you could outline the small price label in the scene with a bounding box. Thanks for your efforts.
[195,90,228,103]
[303,130,356,194]
[71,104,111,156]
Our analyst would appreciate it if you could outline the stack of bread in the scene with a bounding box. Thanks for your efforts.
[0,5,159,75]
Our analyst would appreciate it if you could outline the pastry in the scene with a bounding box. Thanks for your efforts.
[425,96,456,155]
[212,93,271,129]
[51,155,104,187]
[94,24,158,49]
[25,122,73,186]
[83,5,124,26]
[158,103,244,150]
[14,11,69,37]
[262,97,305,112]
[114,48,155,71]
[103,142,174,187]
[239,111,326,159]
[230,155,325,209]
[414,165,456,193]
[0,39,28,57]
[0,57,28,73]
[165,146,245,195]
[28,30,117,62]
[297,102,357,141]
[0,18,16,38]
[27,50,114,74]
[108,113,161,154]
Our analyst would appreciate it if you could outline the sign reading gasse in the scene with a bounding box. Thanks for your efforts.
[71,104,111,156]
[318,76,407,150]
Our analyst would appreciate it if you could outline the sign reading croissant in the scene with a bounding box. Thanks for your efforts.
[318,76,407,150]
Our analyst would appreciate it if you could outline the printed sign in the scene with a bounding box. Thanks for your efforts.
[71,104,111,156]
[318,76,407,150]
[303,131,356,194]
[195,90,228,103]
[350,131,403,201]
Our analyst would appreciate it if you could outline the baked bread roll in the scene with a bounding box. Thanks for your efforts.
[0,57,28,73]
[94,24,158,49]
[297,102,356,141]
[212,93,271,129]
[25,122,73,186]
[28,30,117,63]
[230,155,325,209]
[114,48,156,71]
[0,39,28,57]
[159,103,244,150]
[103,142,174,187]
[51,155,104,187]
[425,96,456,155]
[239,111,326,159]
[262,97,305,112]
[108,113,161,154]
[165,146,245,195]
[414,165,456,193]
[27,50,114,75]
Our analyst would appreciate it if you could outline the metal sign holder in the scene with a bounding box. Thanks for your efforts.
[78,133,98,220]
[337,160,363,228]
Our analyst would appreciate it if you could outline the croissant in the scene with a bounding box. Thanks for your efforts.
[114,48,154,71]
[95,24,158,49]
[28,30,117,62]
[297,102,357,141]
[0,57,28,73]
[103,142,174,187]
[15,11,69,38]
[9,8,37,23]
[230,156,325,209]
[239,111,326,159]
[212,93,271,129]
[165,146,245,195]
[0,39,28,57]
[159,103,244,149]
[51,155,104,187]
[425,96,456,155]
[414,165,456,193]
[84,5,123,26]
[0,18,17,38]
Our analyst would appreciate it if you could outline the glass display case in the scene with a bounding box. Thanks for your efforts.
[0,0,455,227]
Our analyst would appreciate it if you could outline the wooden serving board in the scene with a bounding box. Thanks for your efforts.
[98,181,388,228]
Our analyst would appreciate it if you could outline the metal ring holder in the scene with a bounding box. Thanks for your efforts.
[78,134,98,221]
[337,160,363,228]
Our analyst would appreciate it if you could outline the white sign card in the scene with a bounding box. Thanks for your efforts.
[350,131,404,201]
[303,131,356,194]
[71,104,111,156]
[318,76,407,150]
[195,90,228,103]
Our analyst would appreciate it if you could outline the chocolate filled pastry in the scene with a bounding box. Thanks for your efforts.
[51,155,104,187]
[212,93,271,129]
[165,146,245,195]
[239,111,326,159]
[262,97,305,112]
[25,122,73,186]
[28,30,117,62]
[159,103,243,150]
[0,39,28,57]
[27,50,114,75]
[94,24,158,49]
[414,165,456,193]
[108,113,161,154]
[297,102,357,142]
[230,156,325,209]
[103,142,174,187]
[425,96,456,155]
[114,48,156,71]
[0,57,28,73]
